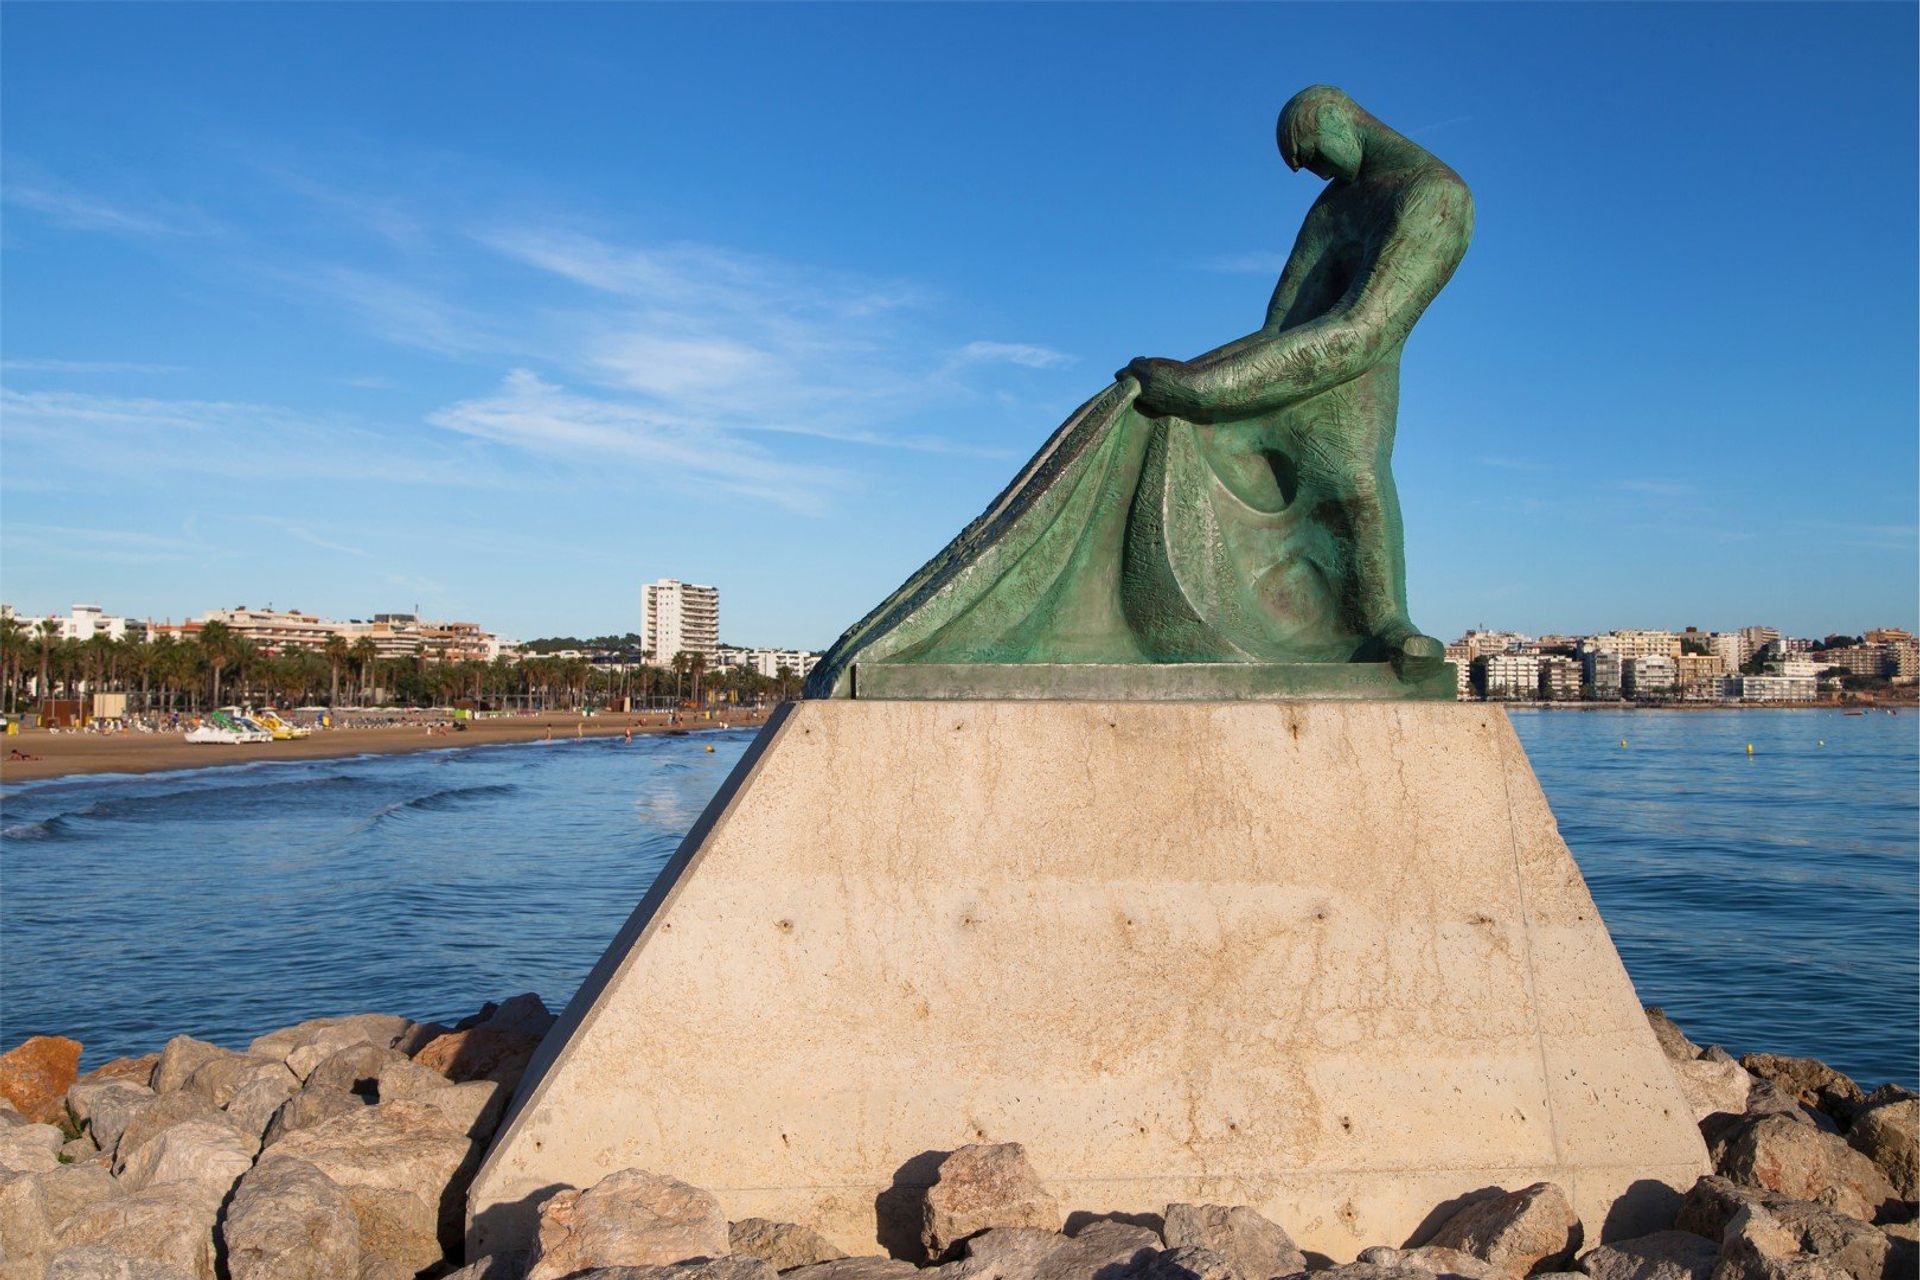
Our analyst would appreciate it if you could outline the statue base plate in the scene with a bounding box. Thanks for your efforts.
[468,700,1705,1262]
[851,661,1458,701]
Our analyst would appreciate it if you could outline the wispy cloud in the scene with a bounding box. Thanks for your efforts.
[953,341,1074,369]
[1198,250,1288,276]
[1,358,185,375]
[1,522,214,565]
[250,517,374,559]
[4,182,177,236]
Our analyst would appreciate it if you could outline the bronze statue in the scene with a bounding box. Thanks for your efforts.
[809,87,1473,700]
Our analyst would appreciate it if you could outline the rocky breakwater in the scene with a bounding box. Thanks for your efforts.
[0,1004,1913,1280]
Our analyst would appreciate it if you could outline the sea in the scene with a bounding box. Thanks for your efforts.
[1,709,1914,1086]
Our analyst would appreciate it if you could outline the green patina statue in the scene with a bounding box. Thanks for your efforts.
[808,86,1473,701]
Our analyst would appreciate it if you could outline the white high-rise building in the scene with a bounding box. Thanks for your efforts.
[642,579,720,664]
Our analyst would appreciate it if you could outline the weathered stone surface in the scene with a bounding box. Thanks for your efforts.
[442,1253,529,1280]
[407,1080,509,1141]
[783,1260,921,1280]
[1646,1011,1703,1065]
[115,1118,255,1195]
[150,1038,228,1095]
[54,1183,224,1280]
[1845,1098,1917,1201]
[0,1121,64,1172]
[0,1104,27,1127]
[1739,1058,1864,1127]
[1135,1246,1241,1280]
[1380,1246,1505,1280]
[373,1054,452,1101]
[61,1135,99,1161]
[1164,1203,1307,1280]
[226,1072,300,1142]
[78,1056,160,1089]
[224,1155,362,1280]
[110,1094,238,1175]
[184,1053,294,1110]
[1725,1202,1891,1280]
[394,1020,454,1057]
[1676,1178,1791,1243]
[582,1260,780,1280]
[66,1081,154,1153]
[1716,1116,1900,1223]
[268,1100,474,1276]
[44,1245,199,1280]
[1713,1204,1851,1280]
[730,1217,849,1271]
[279,1015,412,1081]
[1423,1182,1581,1276]
[0,1036,84,1123]
[527,1169,732,1280]
[1576,1232,1719,1280]
[483,994,558,1038]
[0,1162,120,1280]
[261,1086,366,1147]
[304,1043,405,1098]
[922,1144,1063,1259]
[414,1026,541,1086]
[951,1220,1161,1280]
[1674,1060,1757,1123]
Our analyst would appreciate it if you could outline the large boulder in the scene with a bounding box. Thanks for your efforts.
[1423,1183,1581,1275]
[1646,1010,1703,1064]
[576,1261,779,1280]
[1712,1204,1851,1280]
[478,994,558,1038]
[951,1221,1161,1280]
[525,1169,731,1280]
[1676,1179,1790,1243]
[43,1245,199,1280]
[1163,1203,1307,1280]
[1674,1060,1757,1123]
[150,1038,229,1095]
[1361,1246,1503,1280]
[223,1155,362,1280]
[373,1054,453,1102]
[183,1054,294,1110]
[66,1081,154,1153]
[920,1144,1063,1259]
[412,1026,542,1087]
[0,1162,121,1280]
[1135,1246,1242,1280]
[303,1043,406,1099]
[261,1087,366,1147]
[1715,1116,1901,1223]
[115,1119,255,1197]
[729,1217,848,1271]
[405,1080,509,1141]
[266,1100,474,1276]
[1576,1232,1719,1280]
[782,1258,920,1280]
[260,1014,412,1081]
[0,1121,64,1173]
[0,1036,84,1123]
[226,1072,301,1143]
[54,1182,226,1280]
[1739,1058,1864,1127]
[78,1057,160,1089]
[110,1095,245,1176]
[1845,1098,1917,1201]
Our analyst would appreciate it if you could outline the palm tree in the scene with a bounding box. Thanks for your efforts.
[197,619,240,707]
[349,636,378,706]
[0,611,26,713]
[34,619,59,709]
[670,651,690,704]
[322,633,350,708]
[688,652,707,708]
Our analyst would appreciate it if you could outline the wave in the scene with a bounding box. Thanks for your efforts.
[368,782,520,823]
[1,815,71,842]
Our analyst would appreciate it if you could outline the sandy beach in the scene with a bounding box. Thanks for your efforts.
[0,708,773,787]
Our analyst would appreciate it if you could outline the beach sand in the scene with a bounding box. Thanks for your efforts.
[0,709,772,786]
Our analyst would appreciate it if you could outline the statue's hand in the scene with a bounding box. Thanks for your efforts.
[1117,356,1205,418]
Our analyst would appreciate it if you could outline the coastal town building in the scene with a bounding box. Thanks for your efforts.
[1537,655,1582,701]
[5,603,132,642]
[1621,654,1677,699]
[1730,673,1817,703]
[715,647,820,679]
[1583,649,1624,700]
[1474,652,1540,700]
[642,579,720,664]
[1819,645,1896,678]
[1674,653,1727,698]
[1444,641,1474,698]
[1589,629,1682,660]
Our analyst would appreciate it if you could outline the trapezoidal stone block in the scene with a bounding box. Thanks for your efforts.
[467,700,1707,1261]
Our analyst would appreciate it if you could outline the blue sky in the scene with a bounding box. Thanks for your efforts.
[3,3,1915,646]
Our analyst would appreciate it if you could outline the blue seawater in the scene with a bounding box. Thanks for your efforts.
[1,710,1914,1086]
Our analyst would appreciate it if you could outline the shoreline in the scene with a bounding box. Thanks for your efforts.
[0,708,772,788]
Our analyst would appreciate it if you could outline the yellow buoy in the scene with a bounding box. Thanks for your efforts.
[1620,739,1628,748]
[1746,743,1754,755]
[705,744,715,753]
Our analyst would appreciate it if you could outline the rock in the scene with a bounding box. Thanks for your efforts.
[483,993,558,1037]
[373,1054,452,1101]
[149,1038,228,1095]
[1386,1247,1505,1280]
[1677,1178,1791,1243]
[921,1143,1063,1259]
[405,1080,509,1141]
[44,1245,200,1280]
[62,1136,99,1161]
[1740,1057,1865,1127]
[109,1094,236,1174]
[443,1254,529,1280]
[1164,1203,1307,1280]
[581,1261,780,1280]
[283,1016,412,1081]
[1675,1060,1758,1123]
[413,1026,542,1087]
[303,1043,405,1098]
[0,1162,121,1278]
[0,1036,84,1123]
[1135,1247,1242,1280]
[0,1121,64,1172]
[1739,1204,1893,1280]
[115,1119,254,1196]
[267,1100,474,1276]
[1576,1231,1719,1280]
[1845,1098,1917,1201]
[1647,1010,1704,1064]
[1712,1203,1853,1280]
[77,1056,160,1088]
[951,1220,1161,1280]
[261,1087,366,1147]
[223,1155,362,1280]
[54,1182,225,1280]
[729,1217,849,1271]
[0,1104,28,1127]
[1741,1083,1835,1131]
[783,1261,922,1280]
[182,1054,294,1110]
[1424,1182,1582,1276]
[1716,1115,1901,1223]
[526,1168,732,1280]
[246,1018,340,1063]
[226,1072,300,1142]
[66,1081,154,1153]
[394,1020,454,1056]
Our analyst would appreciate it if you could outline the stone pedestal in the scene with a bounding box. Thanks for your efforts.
[468,701,1706,1260]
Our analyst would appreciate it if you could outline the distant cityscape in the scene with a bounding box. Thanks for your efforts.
[5,585,1916,709]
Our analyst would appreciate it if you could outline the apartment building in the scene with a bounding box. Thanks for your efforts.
[1475,652,1540,700]
[1583,649,1624,699]
[5,603,132,642]
[641,579,720,664]
[1674,653,1727,698]
[715,648,819,679]
[1589,629,1682,660]
[1537,655,1582,701]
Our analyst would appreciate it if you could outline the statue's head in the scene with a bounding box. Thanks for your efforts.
[1278,85,1366,183]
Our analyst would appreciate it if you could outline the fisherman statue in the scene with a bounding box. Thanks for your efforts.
[808,86,1474,699]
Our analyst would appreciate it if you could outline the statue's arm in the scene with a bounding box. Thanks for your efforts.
[1148,178,1472,421]
[1181,203,1328,368]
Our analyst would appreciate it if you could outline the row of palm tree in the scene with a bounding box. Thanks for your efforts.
[0,614,799,716]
